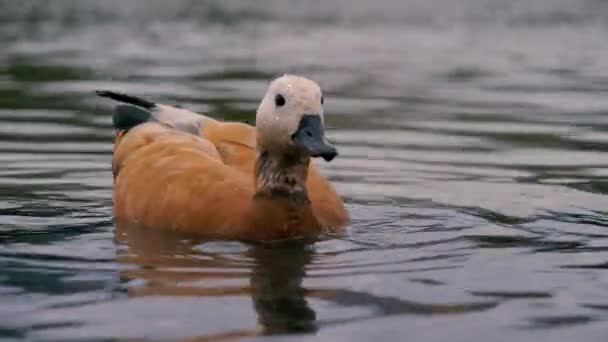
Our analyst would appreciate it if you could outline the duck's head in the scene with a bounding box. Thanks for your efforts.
[255,74,337,162]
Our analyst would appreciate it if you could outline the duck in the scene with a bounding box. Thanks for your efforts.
[96,74,349,242]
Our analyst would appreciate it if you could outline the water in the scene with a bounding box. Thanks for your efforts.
[1,1,608,341]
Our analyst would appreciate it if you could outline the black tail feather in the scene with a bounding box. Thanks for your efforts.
[95,90,156,109]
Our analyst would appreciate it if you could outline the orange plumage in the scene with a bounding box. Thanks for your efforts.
[99,75,349,242]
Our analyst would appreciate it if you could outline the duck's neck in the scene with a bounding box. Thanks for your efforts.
[253,150,311,203]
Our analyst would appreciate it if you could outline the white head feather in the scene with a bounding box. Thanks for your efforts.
[255,74,325,154]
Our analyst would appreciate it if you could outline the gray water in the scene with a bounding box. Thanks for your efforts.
[1,1,608,341]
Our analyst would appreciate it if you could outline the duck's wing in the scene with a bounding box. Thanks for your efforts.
[96,90,257,168]
[110,121,256,236]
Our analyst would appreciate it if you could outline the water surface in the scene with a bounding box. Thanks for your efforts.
[1,1,608,341]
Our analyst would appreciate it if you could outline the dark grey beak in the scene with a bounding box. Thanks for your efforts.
[292,115,338,162]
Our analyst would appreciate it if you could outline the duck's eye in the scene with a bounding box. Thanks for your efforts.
[321,96,324,105]
[275,94,285,107]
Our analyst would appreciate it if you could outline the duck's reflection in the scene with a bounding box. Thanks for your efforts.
[115,226,500,341]
[248,243,317,334]
[115,225,318,339]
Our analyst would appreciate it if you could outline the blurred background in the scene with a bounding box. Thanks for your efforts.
[1,1,608,341]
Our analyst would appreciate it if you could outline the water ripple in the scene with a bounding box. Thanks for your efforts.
[1,1,608,341]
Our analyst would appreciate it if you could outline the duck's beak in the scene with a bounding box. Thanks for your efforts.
[292,115,338,162]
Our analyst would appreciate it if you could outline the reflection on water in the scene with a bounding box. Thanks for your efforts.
[115,224,501,341]
[119,230,321,338]
[248,245,317,335]
[1,0,608,341]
